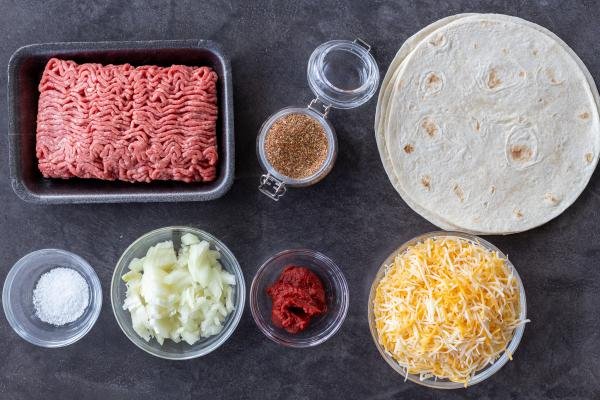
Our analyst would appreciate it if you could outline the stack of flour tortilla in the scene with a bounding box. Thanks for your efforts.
[376,13,600,234]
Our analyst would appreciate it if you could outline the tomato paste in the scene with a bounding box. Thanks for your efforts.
[266,266,327,333]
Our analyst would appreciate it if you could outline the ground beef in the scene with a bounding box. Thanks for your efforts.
[36,58,218,183]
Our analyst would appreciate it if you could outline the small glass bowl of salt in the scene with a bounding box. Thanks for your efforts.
[2,249,102,347]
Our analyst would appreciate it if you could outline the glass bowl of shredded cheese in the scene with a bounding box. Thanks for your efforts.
[368,232,528,389]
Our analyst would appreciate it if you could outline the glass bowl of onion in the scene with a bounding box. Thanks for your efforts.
[111,226,245,360]
[368,231,527,389]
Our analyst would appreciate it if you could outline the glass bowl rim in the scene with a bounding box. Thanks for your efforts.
[110,226,246,360]
[250,248,349,348]
[2,248,103,348]
[368,231,527,389]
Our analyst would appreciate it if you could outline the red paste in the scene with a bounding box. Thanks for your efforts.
[266,266,327,334]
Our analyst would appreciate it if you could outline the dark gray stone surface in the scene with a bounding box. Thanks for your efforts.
[0,0,599,399]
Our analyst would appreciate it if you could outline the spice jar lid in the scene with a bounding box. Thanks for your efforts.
[307,39,380,110]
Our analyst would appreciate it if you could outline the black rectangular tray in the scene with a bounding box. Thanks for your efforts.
[7,40,234,203]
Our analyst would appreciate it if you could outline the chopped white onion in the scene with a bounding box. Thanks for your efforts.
[122,234,236,345]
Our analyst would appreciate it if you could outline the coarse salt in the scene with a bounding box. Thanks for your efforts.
[33,267,90,326]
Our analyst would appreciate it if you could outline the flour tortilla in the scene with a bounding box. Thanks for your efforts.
[375,14,473,231]
[376,14,600,234]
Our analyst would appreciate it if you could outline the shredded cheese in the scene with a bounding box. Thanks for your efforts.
[373,237,526,386]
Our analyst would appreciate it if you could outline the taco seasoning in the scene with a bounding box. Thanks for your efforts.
[267,266,327,333]
[264,113,328,180]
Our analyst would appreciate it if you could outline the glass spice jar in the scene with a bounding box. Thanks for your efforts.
[257,39,380,200]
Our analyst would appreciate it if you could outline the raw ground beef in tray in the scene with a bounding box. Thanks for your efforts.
[35,58,219,183]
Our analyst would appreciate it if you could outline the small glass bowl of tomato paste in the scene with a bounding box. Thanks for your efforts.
[250,249,349,347]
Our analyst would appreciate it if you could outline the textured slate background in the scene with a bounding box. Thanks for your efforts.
[1,0,599,399]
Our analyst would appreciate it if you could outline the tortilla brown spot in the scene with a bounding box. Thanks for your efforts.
[427,73,440,85]
[421,118,438,137]
[545,68,560,84]
[421,175,431,190]
[453,184,464,202]
[429,34,445,47]
[487,68,502,89]
[544,193,560,205]
[510,145,533,162]
[403,144,414,154]
[579,112,590,120]
[586,153,594,163]
[513,208,524,219]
